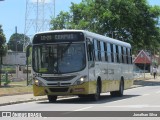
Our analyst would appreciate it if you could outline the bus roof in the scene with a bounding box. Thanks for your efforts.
[36,30,131,48]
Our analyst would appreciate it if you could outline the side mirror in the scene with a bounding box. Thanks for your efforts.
[26,44,32,86]
[26,45,31,57]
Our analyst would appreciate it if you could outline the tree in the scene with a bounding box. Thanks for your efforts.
[0,24,6,87]
[0,25,6,45]
[50,11,71,30]
[0,25,6,58]
[7,33,30,52]
[50,0,160,53]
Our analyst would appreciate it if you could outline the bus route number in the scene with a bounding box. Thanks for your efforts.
[41,35,52,41]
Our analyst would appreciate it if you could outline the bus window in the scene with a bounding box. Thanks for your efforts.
[104,42,108,61]
[107,43,111,62]
[97,40,101,61]
[113,44,117,63]
[123,47,127,63]
[100,41,105,61]
[110,44,114,62]
[93,39,98,61]
[128,48,132,64]
[118,46,122,63]
[126,48,129,64]
[121,46,124,63]
[116,45,119,63]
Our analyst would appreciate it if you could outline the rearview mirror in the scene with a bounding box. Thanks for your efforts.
[26,45,31,57]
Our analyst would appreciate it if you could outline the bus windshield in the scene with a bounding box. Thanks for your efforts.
[32,43,86,74]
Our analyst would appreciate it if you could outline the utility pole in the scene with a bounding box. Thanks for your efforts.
[143,47,146,79]
[15,26,19,79]
[0,46,2,87]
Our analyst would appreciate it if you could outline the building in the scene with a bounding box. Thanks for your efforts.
[133,50,151,72]
[2,51,26,65]
[2,51,27,81]
[133,50,159,73]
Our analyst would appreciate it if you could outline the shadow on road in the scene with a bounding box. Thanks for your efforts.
[37,94,139,105]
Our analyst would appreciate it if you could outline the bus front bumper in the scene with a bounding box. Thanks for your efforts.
[33,82,93,96]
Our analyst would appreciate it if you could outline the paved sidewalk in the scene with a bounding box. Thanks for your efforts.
[0,94,47,106]
[0,75,159,106]
[134,75,160,86]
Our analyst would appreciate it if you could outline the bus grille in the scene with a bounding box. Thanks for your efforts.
[47,83,71,86]
[49,88,69,92]
[43,76,76,81]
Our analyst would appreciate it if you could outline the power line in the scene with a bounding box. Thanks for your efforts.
[23,0,55,50]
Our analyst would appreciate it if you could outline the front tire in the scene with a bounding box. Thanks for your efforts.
[47,95,57,102]
[91,82,101,101]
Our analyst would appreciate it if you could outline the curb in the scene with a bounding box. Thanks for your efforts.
[0,96,72,106]
[0,92,33,97]
[0,97,47,106]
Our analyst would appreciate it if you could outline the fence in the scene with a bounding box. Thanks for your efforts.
[0,65,32,86]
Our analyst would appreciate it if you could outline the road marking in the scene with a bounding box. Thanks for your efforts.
[62,106,93,115]
[57,96,78,100]
[104,105,160,108]
[156,91,160,94]
[74,106,93,111]
[142,94,150,96]
[104,105,149,108]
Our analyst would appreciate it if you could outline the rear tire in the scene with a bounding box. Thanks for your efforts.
[118,80,124,96]
[47,95,57,102]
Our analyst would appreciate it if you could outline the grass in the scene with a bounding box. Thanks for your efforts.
[0,80,33,96]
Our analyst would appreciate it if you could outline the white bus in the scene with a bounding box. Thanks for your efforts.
[27,30,134,102]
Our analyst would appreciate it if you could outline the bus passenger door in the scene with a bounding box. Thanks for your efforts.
[87,38,94,67]
[86,38,95,93]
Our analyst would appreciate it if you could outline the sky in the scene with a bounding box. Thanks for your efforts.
[0,0,160,42]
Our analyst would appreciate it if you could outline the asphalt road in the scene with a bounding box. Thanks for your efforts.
[0,85,160,120]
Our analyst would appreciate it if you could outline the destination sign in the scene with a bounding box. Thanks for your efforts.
[33,32,84,44]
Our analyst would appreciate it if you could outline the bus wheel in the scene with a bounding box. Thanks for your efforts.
[47,95,57,102]
[110,80,124,97]
[92,82,100,101]
[118,80,124,96]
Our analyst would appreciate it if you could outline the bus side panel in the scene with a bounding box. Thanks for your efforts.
[124,79,134,89]
[123,64,134,89]
[107,63,121,92]
[88,65,97,94]
[88,62,120,94]
[88,62,134,94]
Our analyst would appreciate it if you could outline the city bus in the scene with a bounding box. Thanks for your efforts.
[26,30,134,102]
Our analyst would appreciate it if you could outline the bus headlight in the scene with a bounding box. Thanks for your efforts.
[73,76,88,85]
[34,79,45,86]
